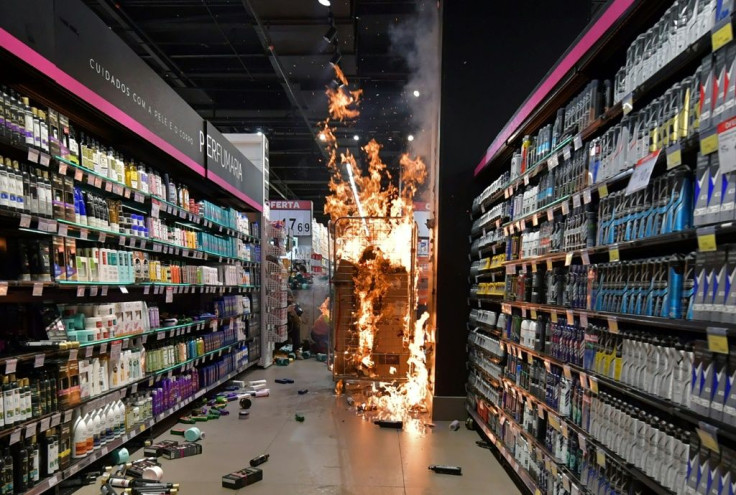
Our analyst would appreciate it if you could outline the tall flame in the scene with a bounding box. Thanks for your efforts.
[323,65,434,424]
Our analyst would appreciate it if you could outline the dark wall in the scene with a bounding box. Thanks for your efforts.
[436,0,591,396]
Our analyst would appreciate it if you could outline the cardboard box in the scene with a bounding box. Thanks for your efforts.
[144,439,179,458]
[221,467,263,489]
[161,441,202,459]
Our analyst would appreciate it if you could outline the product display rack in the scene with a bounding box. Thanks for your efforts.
[0,28,264,495]
[265,221,289,346]
[468,2,736,495]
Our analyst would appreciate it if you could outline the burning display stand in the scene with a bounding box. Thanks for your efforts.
[329,216,430,425]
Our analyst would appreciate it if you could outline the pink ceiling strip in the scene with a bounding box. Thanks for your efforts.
[0,27,206,177]
[474,0,636,176]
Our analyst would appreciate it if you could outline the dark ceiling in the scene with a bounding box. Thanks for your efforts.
[81,0,422,218]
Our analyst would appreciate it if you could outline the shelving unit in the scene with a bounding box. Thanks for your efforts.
[467,2,736,494]
[0,2,268,492]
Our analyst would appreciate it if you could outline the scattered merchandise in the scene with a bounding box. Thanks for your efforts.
[374,420,403,429]
[428,465,462,476]
[249,454,269,467]
[221,466,263,489]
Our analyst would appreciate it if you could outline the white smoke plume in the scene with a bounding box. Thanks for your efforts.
[390,0,441,190]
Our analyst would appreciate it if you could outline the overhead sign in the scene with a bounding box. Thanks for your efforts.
[269,200,313,237]
[52,0,205,173]
[204,123,263,211]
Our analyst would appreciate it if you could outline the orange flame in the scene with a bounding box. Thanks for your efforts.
[325,66,363,121]
[323,65,433,424]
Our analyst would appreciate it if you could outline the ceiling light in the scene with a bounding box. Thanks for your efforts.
[413,90,420,97]
[256,130,263,136]
[318,0,331,6]
[319,132,327,141]
[353,135,359,141]
[330,50,342,67]
[323,25,337,43]
[408,135,415,142]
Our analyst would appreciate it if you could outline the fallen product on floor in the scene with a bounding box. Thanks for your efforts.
[428,465,463,475]
[221,466,263,489]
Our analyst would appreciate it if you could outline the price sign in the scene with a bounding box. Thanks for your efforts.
[596,450,606,467]
[19,214,31,228]
[548,153,559,169]
[701,127,719,155]
[32,282,43,297]
[34,354,44,368]
[572,194,581,209]
[608,318,619,333]
[90,286,98,297]
[698,227,717,252]
[581,250,590,265]
[707,327,729,354]
[626,150,661,195]
[561,200,570,216]
[574,134,583,151]
[609,245,620,262]
[99,233,106,243]
[165,287,174,303]
[268,200,313,237]
[583,188,592,204]
[712,17,734,52]
[101,286,108,297]
[566,310,574,325]
[667,143,682,169]
[0,282,7,297]
[565,252,574,266]
[580,313,588,328]
[5,359,17,375]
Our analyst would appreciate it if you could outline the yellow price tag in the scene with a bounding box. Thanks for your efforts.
[548,414,560,430]
[532,263,538,273]
[598,183,608,198]
[567,310,574,325]
[698,233,717,252]
[700,132,719,155]
[596,450,606,467]
[550,463,558,477]
[565,252,574,266]
[563,365,572,380]
[608,318,619,334]
[530,309,537,319]
[713,21,734,52]
[707,332,729,354]
[667,148,682,169]
[546,259,553,271]
[697,428,720,453]
[528,352,534,364]
[609,245,620,262]
[589,376,599,394]
[535,490,542,495]
[550,312,558,323]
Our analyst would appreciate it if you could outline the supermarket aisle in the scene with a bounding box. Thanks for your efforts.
[74,360,520,495]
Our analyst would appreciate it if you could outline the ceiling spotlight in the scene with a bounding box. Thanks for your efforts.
[323,25,337,43]
[256,130,263,136]
[408,134,415,142]
[413,90,420,97]
[330,50,342,67]
[319,132,327,141]
[353,135,359,141]
[318,0,331,6]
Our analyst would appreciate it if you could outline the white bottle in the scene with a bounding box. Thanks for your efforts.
[82,413,93,454]
[72,415,88,458]
[115,400,125,437]
[91,409,102,450]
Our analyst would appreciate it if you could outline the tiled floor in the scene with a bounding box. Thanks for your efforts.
[73,360,521,494]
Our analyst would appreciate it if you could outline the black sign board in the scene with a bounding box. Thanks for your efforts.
[0,1,55,60]
[203,122,263,211]
[52,0,205,173]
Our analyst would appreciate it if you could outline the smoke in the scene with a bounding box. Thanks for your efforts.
[390,0,441,194]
